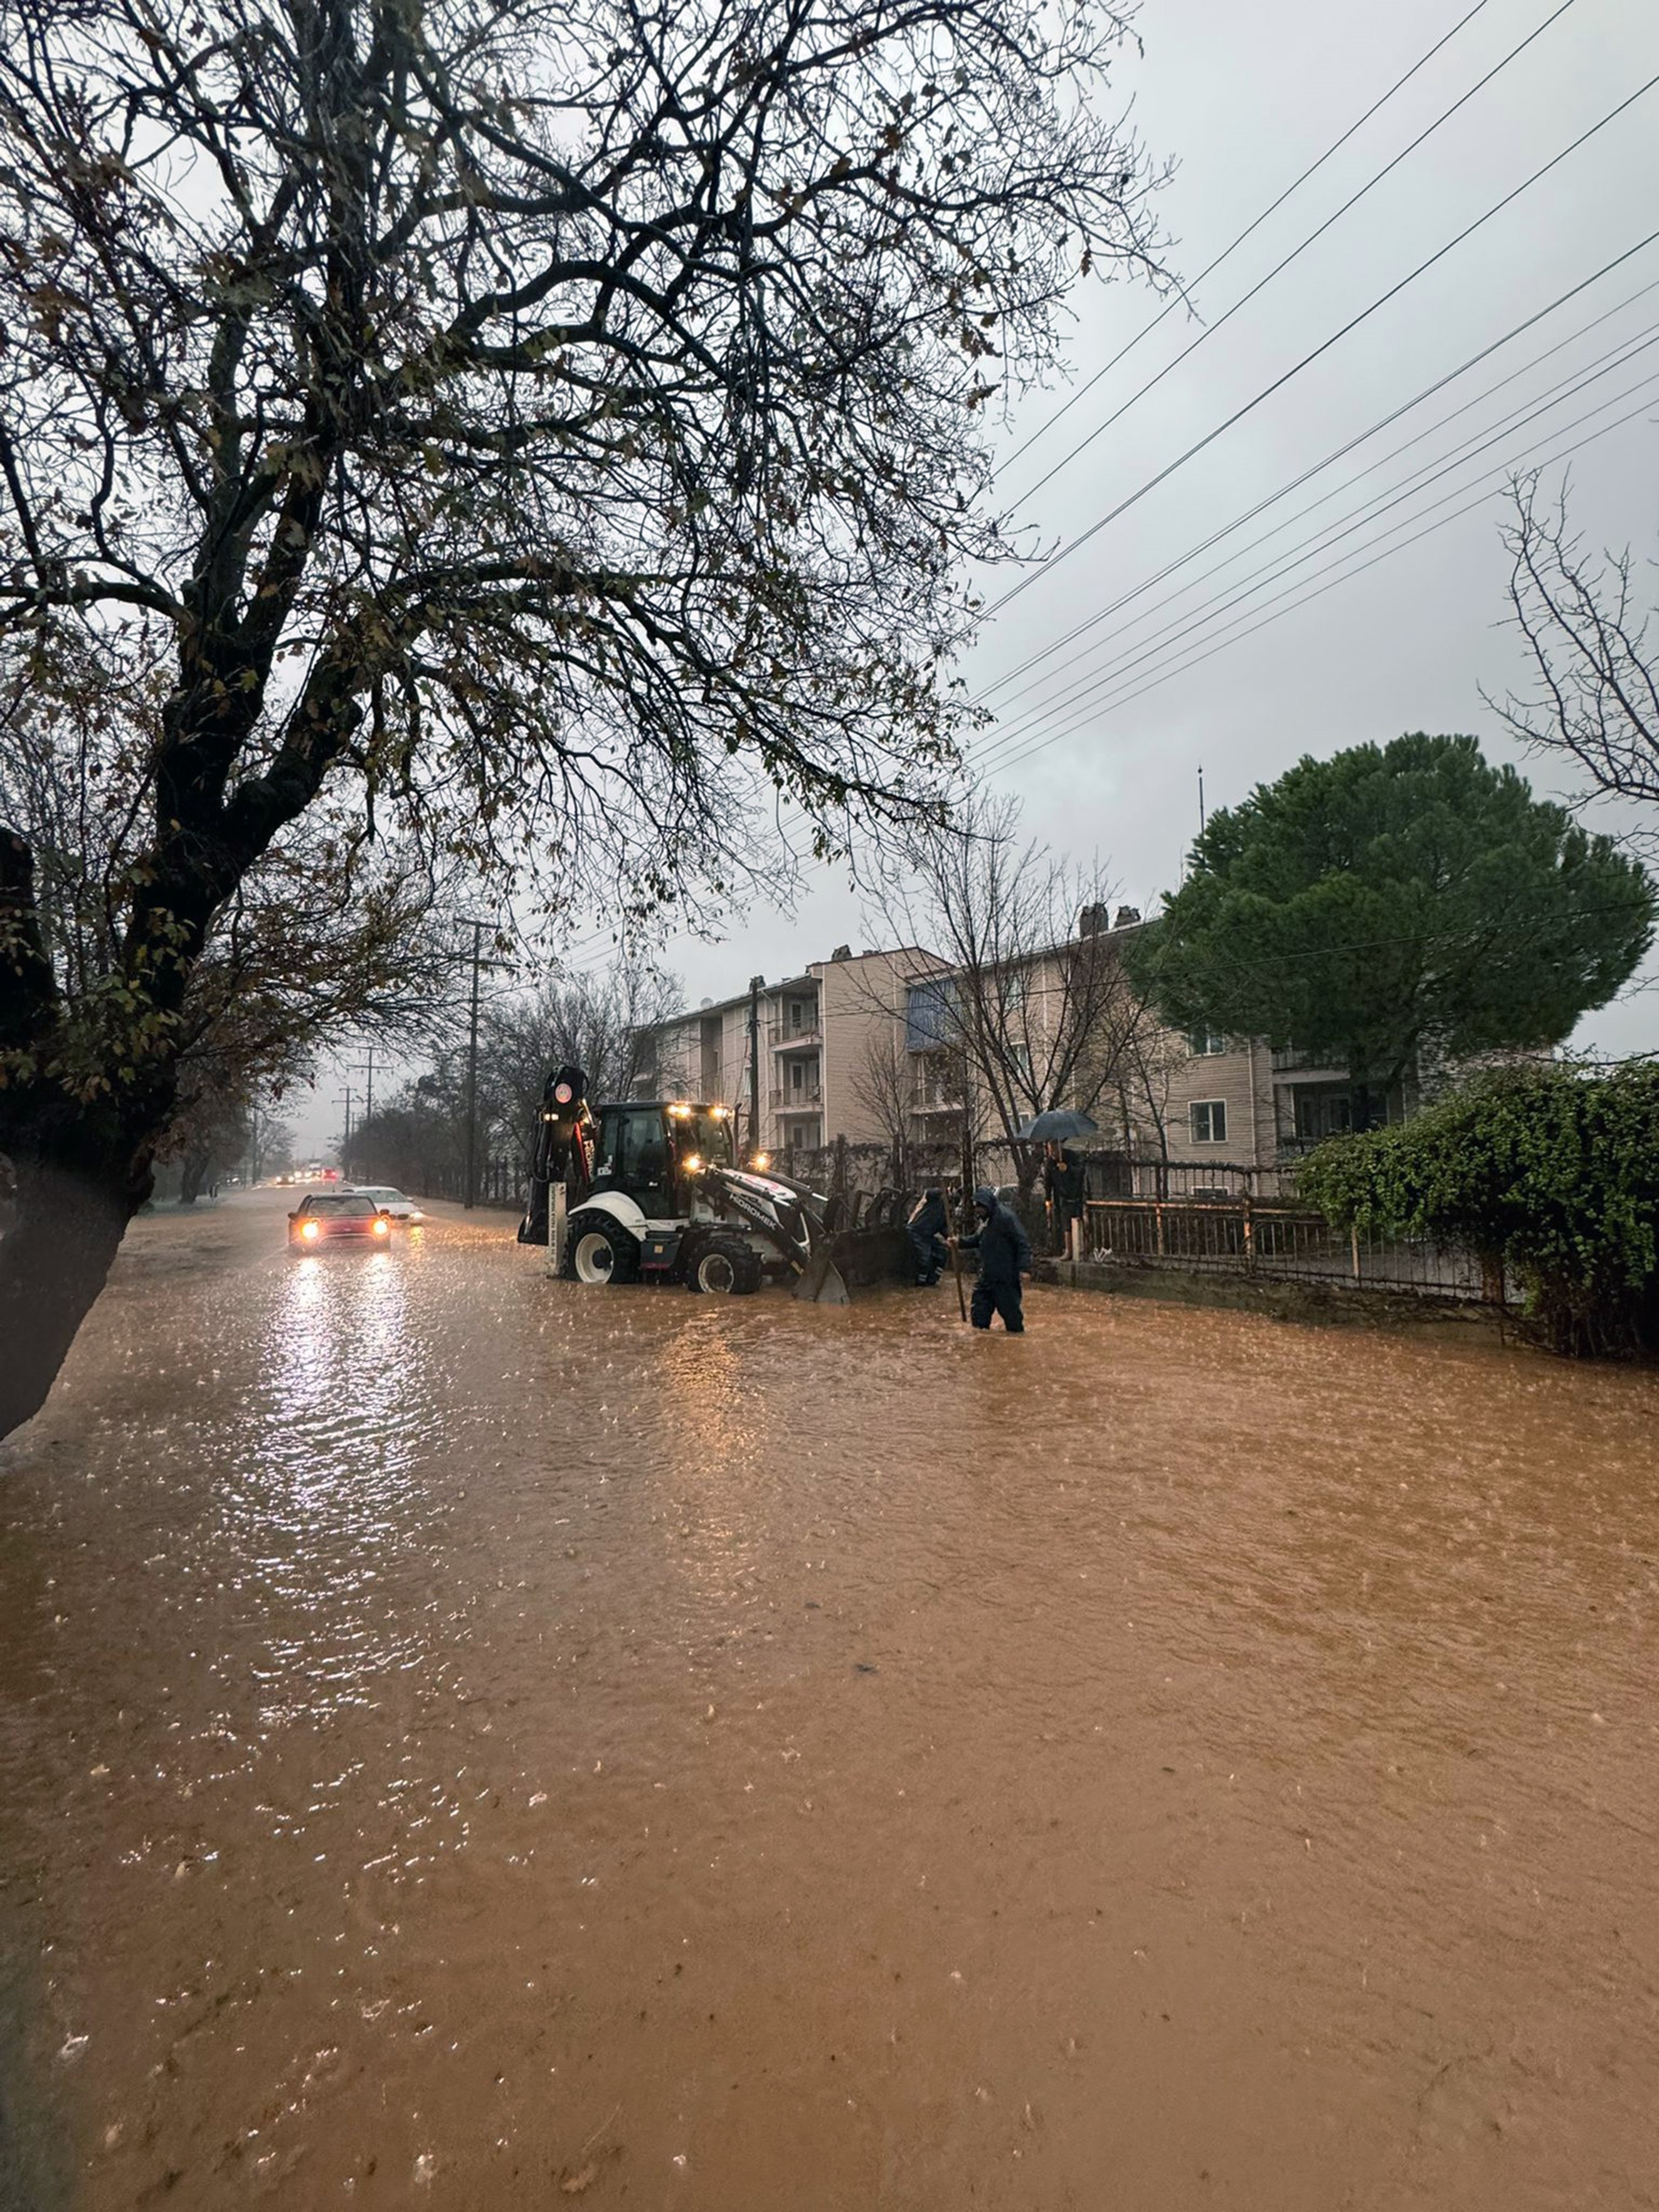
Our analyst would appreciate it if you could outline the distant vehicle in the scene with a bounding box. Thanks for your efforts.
[345,1185,427,1224]
[288,1193,392,1248]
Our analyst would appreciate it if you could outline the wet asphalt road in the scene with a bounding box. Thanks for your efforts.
[1,1187,1656,2210]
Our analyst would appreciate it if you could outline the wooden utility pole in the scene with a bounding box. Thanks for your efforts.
[748,975,763,1160]
[462,919,489,1209]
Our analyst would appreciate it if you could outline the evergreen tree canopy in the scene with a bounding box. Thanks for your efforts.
[1124,734,1653,1092]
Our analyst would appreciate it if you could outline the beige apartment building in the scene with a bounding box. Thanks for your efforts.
[635,945,937,1158]
[635,918,1394,1177]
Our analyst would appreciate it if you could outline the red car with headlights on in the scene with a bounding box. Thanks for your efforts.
[288,1193,393,1248]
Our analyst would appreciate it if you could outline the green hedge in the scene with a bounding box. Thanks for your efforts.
[1296,1061,1659,1358]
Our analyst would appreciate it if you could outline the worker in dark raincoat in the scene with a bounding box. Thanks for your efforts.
[953,1184,1032,1333]
[906,1188,949,1286]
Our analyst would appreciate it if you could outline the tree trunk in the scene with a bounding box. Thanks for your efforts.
[0,1150,145,1442]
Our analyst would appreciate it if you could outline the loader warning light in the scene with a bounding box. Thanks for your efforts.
[554,1082,574,1104]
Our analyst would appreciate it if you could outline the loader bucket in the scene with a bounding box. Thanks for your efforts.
[792,1247,850,1304]
[791,1223,911,1303]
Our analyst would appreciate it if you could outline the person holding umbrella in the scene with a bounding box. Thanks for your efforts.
[1021,1108,1097,1264]
[952,1185,1033,1333]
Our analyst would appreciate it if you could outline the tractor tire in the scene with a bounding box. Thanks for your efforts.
[685,1233,763,1296]
[566,1211,641,1286]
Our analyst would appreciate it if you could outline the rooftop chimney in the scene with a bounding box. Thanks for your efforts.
[830,944,852,962]
[1078,902,1108,938]
[1113,905,1142,929]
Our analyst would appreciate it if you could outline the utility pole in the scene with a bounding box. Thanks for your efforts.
[748,976,763,1161]
[344,1046,376,1173]
[460,918,499,1209]
[1197,762,1207,838]
[337,1087,354,1175]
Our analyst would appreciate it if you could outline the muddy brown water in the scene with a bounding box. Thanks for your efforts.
[1,1190,1656,2210]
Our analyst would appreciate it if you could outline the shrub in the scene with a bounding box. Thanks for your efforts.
[1296,1061,1659,1358]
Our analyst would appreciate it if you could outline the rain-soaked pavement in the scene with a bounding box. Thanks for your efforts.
[1,1190,1656,2211]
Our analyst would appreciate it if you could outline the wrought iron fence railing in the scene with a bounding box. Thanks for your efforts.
[1081,1197,1507,1306]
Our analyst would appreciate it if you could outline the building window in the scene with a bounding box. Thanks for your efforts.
[905,978,956,1050]
[1187,1029,1226,1057]
[1190,1099,1227,1145]
[1293,1086,1354,1143]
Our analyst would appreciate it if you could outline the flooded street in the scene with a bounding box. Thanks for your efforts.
[2,1190,1656,2211]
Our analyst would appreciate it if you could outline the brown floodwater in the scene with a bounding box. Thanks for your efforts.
[1,1189,1656,2211]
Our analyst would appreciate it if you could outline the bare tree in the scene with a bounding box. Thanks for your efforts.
[849,1020,922,1186]
[476,964,684,1160]
[0,0,1165,1435]
[351,958,681,1189]
[1487,468,1659,848]
[869,790,1154,1191]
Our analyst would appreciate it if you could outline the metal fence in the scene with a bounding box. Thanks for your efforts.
[400,1155,523,1209]
[1082,1196,1505,1306]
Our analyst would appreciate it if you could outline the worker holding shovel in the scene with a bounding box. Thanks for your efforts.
[951,1185,1032,1334]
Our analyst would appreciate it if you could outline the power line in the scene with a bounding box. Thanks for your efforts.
[1002,0,1574,513]
[545,117,1659,982]
[970,328,1659,763]
[976,228,1659,707]
[983,385,1659,785]
[982,66,1659,620]
[997,0,1499,480]
[552,242,1659,979]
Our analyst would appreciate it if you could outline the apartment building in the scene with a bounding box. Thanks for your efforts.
[634,945,933,1157]
[637,917,1406,1174]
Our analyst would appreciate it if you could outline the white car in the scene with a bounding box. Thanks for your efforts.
[346,1184,427,1224]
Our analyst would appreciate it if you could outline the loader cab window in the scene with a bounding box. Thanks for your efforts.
[594,1105,672,1214]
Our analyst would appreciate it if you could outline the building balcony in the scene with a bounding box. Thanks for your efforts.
[771,1027,822,1054]
[1271,1045,1347,1074]
[771,1086,822,1109]
[910,1097,965,1118]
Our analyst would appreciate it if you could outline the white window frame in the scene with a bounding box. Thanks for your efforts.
[1190,1099,1227,1145]
[1187,1029,1226,1057]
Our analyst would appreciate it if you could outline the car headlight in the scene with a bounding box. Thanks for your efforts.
[373,1217,389,1234]
[682,1153,702,1174]
[301,1220,319,1239]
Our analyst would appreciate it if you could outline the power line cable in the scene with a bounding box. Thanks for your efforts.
[990,376,1659,771]
[997,0,1499,479]
[984,384,1659,783]
[549,172,1659,977]
[982,66,1659,620]
[977,227,1659,705]
[549,368,1659,985]
[972,326,1659,759]
[1002,0,1574,512]
[551,247,1659,979]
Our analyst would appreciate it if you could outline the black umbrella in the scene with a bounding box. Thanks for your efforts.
[1017,1108,1099,1143]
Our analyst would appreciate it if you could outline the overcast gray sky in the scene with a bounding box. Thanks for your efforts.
[295,0,1659,1153]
